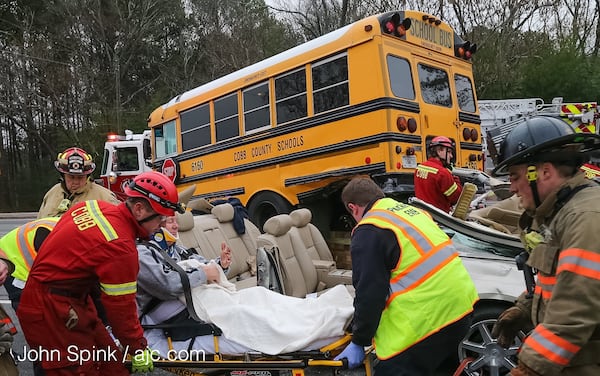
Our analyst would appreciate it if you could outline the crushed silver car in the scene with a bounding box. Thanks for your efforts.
[409,197,527,376]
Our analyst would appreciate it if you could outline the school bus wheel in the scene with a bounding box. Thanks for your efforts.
[247,191,293,230]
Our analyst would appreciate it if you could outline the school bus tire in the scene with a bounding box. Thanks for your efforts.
[247,191,293,231]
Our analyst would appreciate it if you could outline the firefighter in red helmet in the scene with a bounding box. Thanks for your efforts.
[414,136,463,212]
[18,171,185,375]
[38,147,119,218]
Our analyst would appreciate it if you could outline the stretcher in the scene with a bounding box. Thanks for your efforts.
[127,322,374,376]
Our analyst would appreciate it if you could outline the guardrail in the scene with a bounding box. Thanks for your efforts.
[0,212,38,219]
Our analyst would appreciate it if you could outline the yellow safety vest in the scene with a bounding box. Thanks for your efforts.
[358,198,478,359]
[0,217,58,281]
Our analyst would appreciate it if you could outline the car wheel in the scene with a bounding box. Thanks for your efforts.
[458,306,525,376]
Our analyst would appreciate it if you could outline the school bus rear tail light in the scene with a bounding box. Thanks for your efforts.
[382,12,412,37]
[406,147,415,156]
[469,154,477,162]
[455,39,477,60]
[396,116,407,131]
[463,128,472,141]
[407,118,417,133]
[470,128,478,141]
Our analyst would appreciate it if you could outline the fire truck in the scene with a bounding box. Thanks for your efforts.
[479,97,600,178]
[96,130,152,200]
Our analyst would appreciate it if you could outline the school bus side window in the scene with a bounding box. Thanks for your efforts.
[154,120,177,158]
[215,93,239,142]
[181,103,211,151]
[387,55,415,100]
[418,63,451,107]
[275,68,307,124]
[243,81,270,134]
[312,54,349,114]
[455,74,476,112]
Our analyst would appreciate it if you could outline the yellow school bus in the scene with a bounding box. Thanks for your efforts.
[148,10,482,232]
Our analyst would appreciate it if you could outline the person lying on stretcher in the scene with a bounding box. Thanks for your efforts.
[135,215,354,358]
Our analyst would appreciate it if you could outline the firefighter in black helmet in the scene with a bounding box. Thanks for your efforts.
[490,116,600,376]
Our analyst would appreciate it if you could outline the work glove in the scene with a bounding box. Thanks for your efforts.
[510,361,541,376]
[0,324,14,355]
[491,306,530,348]
[521,231,544,252]
[131,348,155,373]
[334,342,365,369]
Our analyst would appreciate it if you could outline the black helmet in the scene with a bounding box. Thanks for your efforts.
[493,116,600,176]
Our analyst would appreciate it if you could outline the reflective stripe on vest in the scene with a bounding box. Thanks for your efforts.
[82,201,118,241]
[359,198,478,359]
[11,218,58,280]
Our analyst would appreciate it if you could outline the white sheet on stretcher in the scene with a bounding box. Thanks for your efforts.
[177,260,355,355]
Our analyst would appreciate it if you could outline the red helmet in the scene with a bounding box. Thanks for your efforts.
[429,136,454,150]
[55,147,96,175]
[124,171,184,216]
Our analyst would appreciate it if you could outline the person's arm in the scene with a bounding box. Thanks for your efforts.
[350,225,399,346]
[37,185,60,219]
[0,252,14,285]
[440,168,462,205]
[137,243,208,300]
[518,210,600,374]
[0,236,16,284]
[96,242,147,352]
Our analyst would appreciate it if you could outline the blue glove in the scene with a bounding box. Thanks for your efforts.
[334,341,365,369]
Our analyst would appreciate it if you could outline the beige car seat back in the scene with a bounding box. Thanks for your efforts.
[289,208,334,262]
[257,214,319,298]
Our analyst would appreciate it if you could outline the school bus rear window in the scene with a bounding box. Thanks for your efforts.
[455,74,476,112]
[387,55,415,100]
[418,63,451,107]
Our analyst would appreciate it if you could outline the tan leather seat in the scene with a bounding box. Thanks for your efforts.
[289,208,333,262]
[177,204,260,290]
[468,195,523,235]
[289,208,352,286]
[258,214,353,298]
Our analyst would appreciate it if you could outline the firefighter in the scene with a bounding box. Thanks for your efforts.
[17,171,185,375]
[335,176,478,375]
[490,116,600,376]
[414,136,463,212]
[0,217,58,310]
[38,146,119,218]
